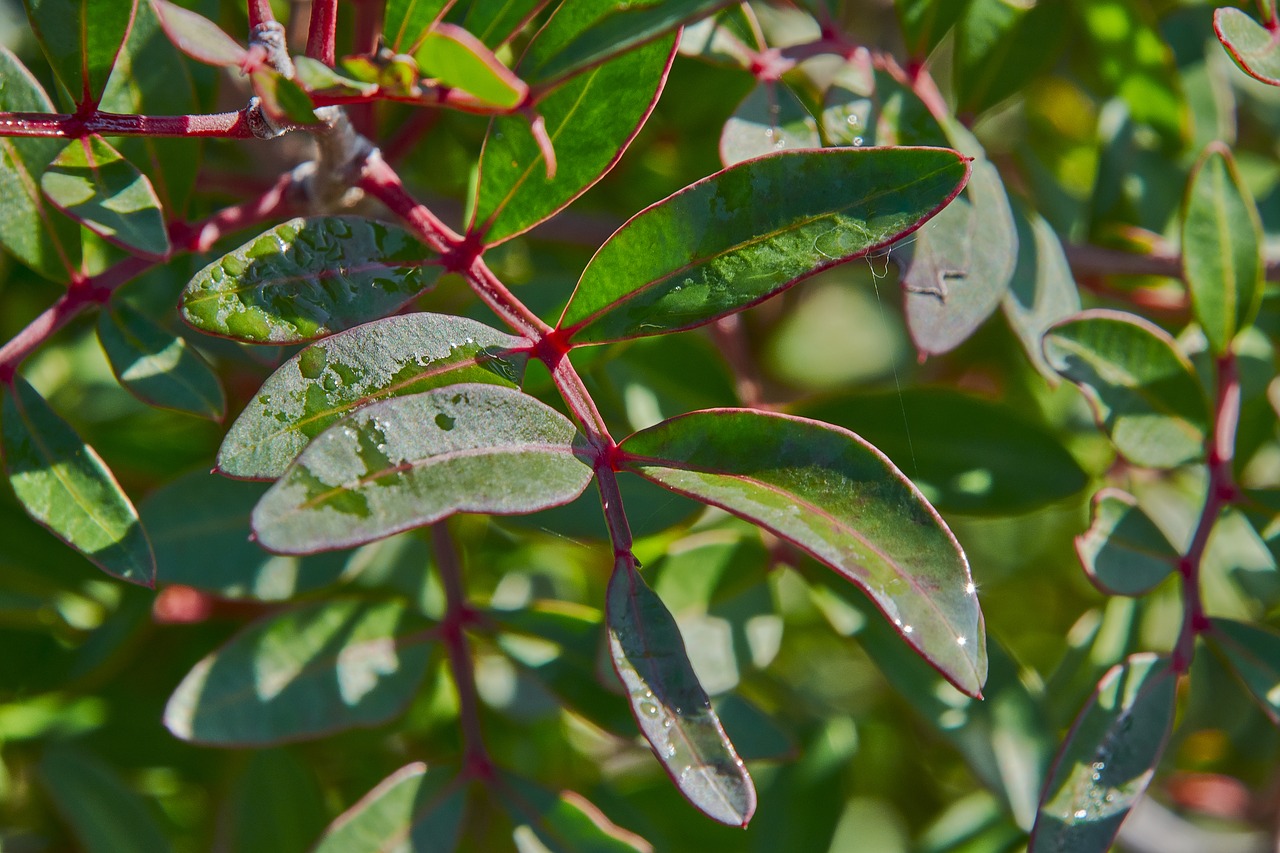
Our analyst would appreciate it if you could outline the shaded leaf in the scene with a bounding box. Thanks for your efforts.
[1215,7,1280,86]
[251,69,320,124]
[385,0,451,53]
[220,750,329,853]
[1030,653,1177,853]
[471,35,673,246]
[678,12,757,68]
[606,558,755,826]
[98,300,224,419]
[219,313,527,479]
[896,0,970,59]
[618,408,986,697]
[1208,617,1280,724]
[1043,309,1210,469]
[822,61,948,149]
[953,0,1068,116]
[39,745,171,853]
[0,47,82,282]
[252,384,595,554]
[164,598,433,744]
[314,763,467,853]
[1001,196,1081,382]
[24,0,137,107]
[795,388,1087,515]
[417,24,527,109]
[181,217,440,344]
[456,0,549,47]
[1076,489,1177,597]
[151,0,246,68]
[501,773,651,851]
[2,377,154,586]
[719,81,820,167]
[713,694,796,762]
[1182,143,1263,355]
[558,147,969,346]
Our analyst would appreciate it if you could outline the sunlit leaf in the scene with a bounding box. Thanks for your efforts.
[606,558,755,827]
[557,147,969,346]
[678,12,757,68]
[151,0,246,68]
[501,773,652,851]
[1208,617,1280,724]
[252,384,595,553]
[314,763,467,853]
[953,0,1068,116]
[1076,489,1177,597]
[23,0,137,107]
[293,56,378,97]
[251,68,320,124]
[1030,653,1176,853]
[39,745,172,853]
[416,24,527,109]
[98,300,224,419]
[218,313,527,479]
[455,0,549,47]
[385,0,451,53]
[181,217,440,344]
[2,377,154,586]
[1043,309,1210,468]
[1214,7,1280,86]
[1001,196,1081,382]
[164,598,433,744]
[719,81,820,167]
[618,408,986,696]
[822,61,948,149]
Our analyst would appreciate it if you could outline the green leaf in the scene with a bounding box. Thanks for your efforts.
[251,68,320,124]
[220,313,526,479]
[293,56,378,97]
[719,81,820,167]
[953,0,1068,116]
[606,558,755,827]
[821,62,949,149]
[795,388,1087,515]
[164,598,433,744]
[457,0,547,47]
[0,47,82,282]
[895,0,971,59]
[24,0,137,106]
[557,147,969,346]
[220,750,329,853]
[252,384,595,553]
[98,300,224,419]
[41,136,170,258]
[1181,143,1264,355]
[151,0,246,68]
[470,35,673,246]
[139,471,352,600]
[1215,7,1280,86]
[1030,653,1177,853]
[1076,489,1177,597]
[2,377,154,586]
[500,773,652,851]
[1001,196,1081,382]
[524,0,731,84]
[416,24,527,109]
[1043,309,1210,469]
[39,745,172,853]
[1208,617,1280,724]
[618,408,986,697]
[314,763,467,853]
[385,0,451,53]
[181,217,440,344]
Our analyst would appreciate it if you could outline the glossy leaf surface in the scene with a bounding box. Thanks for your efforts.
[416,24,526,108]
[2,377,153,586]
[719,81,820,167]
[181,217,439,344]
[1208,617,1280,724]
[1043,309,1210,468]
[1076,489,1177,597]
[165,598,432,744]
[606,559,755,827]
[619,408,986,696]
[796,388,1086,515]
[39,746,172,853]
[1030,653,1176,853]
[558,147,969,346]
[24,0,136,106]
[152,0,246,67]
[98,300,224,420]
[218,313,527,479]
[1214,7,1280,86]
[293,57,378,97]
[1181,143,1262,355]
[457,0,547,46]
[0,47,81,282]
[1001,196,1081,382]
[471,35,673,245]
[252,384,594,553]
[314,763,467,853]
[501,774,651,851]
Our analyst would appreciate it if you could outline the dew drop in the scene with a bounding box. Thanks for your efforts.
[639,700,659,717]
[852,136,864,146]
[965,582,977,596]
[1073,809,1088,820]
[903,624,913,634]
[956,636,967,646]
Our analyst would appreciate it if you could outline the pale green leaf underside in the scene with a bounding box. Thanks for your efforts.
[313,763,466,853]
[1076,489,1177,596]
[1209,617,1280,724]
[98,301,224,419]
[1215,7,1280,86]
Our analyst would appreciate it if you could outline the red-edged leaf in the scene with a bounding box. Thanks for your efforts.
[24,0,138,107]
[416,23,527,109]
[1215,6,1280,86]
[151,0,247,68]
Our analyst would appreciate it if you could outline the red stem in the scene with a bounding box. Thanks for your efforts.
[306,0,338,66]
[248,0,275,28]
[0,110,256,139]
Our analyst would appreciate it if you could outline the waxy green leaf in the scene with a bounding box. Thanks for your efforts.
[1077,489,1177,597]
[39,746,172,853]
[181,217,440,344]
[417,24,527,109]
[385,0,450,53]
[293,57,378,98]
[98,300,224,419]
[1002,196,1081,382]
[501,773,652,851]
[41,136,169,258]
[457,0,547,47]
[618,409,986,696]
[606,558,755,827]
[1208,617,1280,724]
[471,35,673,245]
[1182,143,1263,355]
[1030,653,1176,853]
[557,147,969,346]
[1215,7,1280,86]
[24,0,137,107]
[895,0,970,59]
[719,81,820,167]
[220,313,527,479]
[1043,309,1210,468]
[164,598,433,744]
[821,61,948,149]
[0,47,82,283]
[251,69,320,125]
[314,763,467,853]
[151,0,246,68]
[2,377,154,586]
[252,384,594,554]
[953,0,1068,116]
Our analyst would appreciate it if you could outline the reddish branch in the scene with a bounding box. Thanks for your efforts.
[0,110,256,139]
[306,0,338,66]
